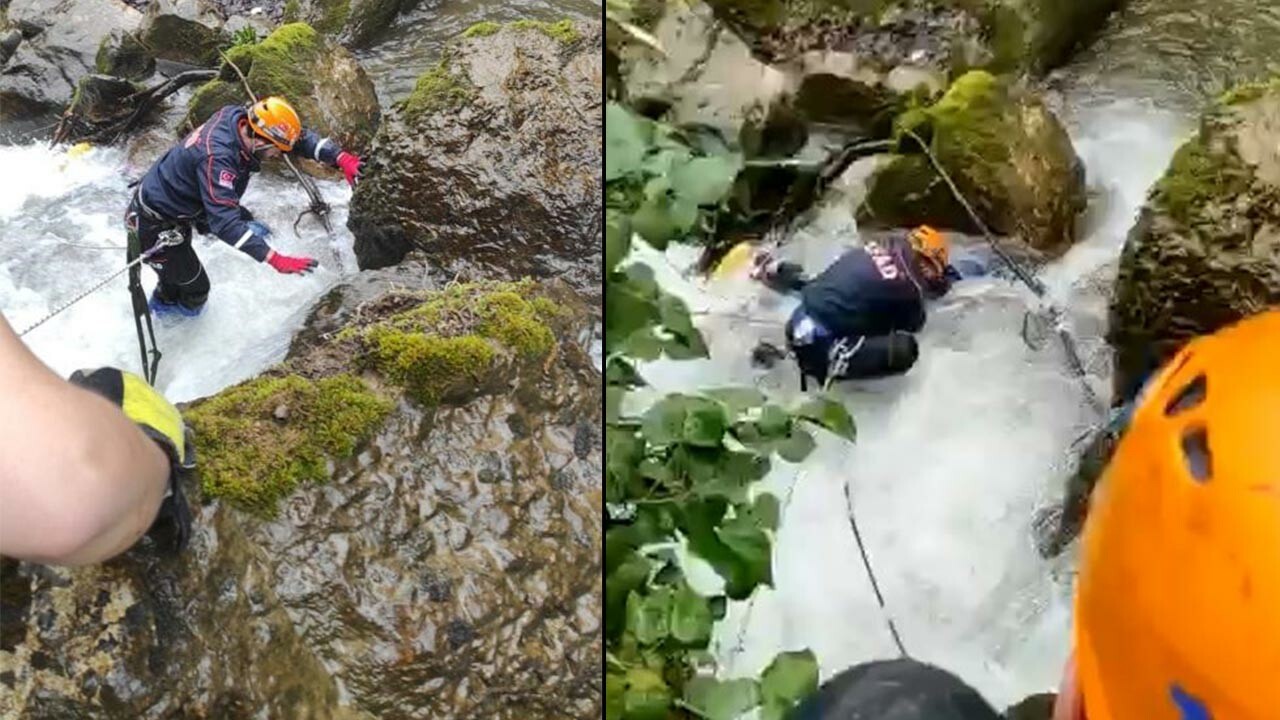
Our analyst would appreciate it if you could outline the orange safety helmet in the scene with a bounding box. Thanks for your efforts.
[907,225,949,281]
[1073,309,1280,720]
[247,96,302,152]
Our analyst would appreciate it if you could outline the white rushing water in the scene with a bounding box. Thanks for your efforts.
[629,97,1192,707]
[0,143,358,403]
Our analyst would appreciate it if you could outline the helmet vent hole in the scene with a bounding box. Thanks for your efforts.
[1181,426,1212,483]
[1164,373,1207,417]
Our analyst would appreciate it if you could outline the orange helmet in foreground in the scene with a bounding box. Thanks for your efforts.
[907,225,949,281]
[247,96,302,152]
[1074,309,1280,720]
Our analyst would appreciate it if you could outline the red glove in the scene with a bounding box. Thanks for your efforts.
[266,249,318,275]
[336,151,362,187]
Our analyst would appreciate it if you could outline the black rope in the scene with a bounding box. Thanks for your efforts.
[902,127,1105,413]
[843,480,909,657]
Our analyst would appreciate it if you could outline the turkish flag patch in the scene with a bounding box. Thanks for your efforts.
[218,170,236,189]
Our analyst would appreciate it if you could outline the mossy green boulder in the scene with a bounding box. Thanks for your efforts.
[283,0,417,47]
[96,29,154,80]
[859,70,1085,255]
[139,12,228,68]
[1108,79,1280,401]
[186,374,392,516]
[183,23,380,150]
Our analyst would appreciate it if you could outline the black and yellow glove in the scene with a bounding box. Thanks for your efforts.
[68,367,194,553]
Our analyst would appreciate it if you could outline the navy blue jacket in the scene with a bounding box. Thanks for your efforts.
[135,105,343,262]
[801,236,941,337]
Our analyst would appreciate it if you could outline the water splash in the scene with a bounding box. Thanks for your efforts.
[0,143,358,402]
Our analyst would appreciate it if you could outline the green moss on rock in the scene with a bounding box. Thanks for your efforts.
[283,0,301,23]
[1151,134,1249,227]
[354,281,558,405]
[186,374,392,516]
[509,19,580,44]
[401,58,474,119]
[312,0,351,35]
[462,21,501,38]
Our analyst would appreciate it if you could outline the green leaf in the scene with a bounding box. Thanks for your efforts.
[683,677,761,720]
[641,395,689,446]
[606,357,646,388]
[605,426,646,504]
[759,650,820,711]
[683,398,728,448]
[716,513,772,593]
[795,395,857,441]
[776,428,816,463]
[704,387,767,417]
[670,583,713,647]
[759,701,789,720]
[624,262,658,295]
[623,666,673,720]
[671,155,742,206]
[642,146,692,178]
[663,329,710,359]
[670,196,699,234]
[605,552,651,641]
[606,211,633,273]
[657,293,695,336]
[606,385,624,424]
[643,174,672,201]
[626,588,673,645]
[605,276,659,355]
[631,199,675,250]
[750,493,781,531]
[606,672,628,720]
[757,404,792,439]
[623,328,665,360]
[606,102,649,181]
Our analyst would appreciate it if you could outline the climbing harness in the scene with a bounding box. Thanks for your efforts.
[903,127,1105,413]
[18,230,183,346]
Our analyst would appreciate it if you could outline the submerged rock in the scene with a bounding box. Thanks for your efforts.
[0,279,601,719]
[860,70,1085,256]
[1109,78,1280,401]
[183,22,381,151]
[347,20,601,300]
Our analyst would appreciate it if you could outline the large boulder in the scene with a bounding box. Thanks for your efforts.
[859,70,1086,256]
[701,0,1121,77]
[0,278,602,719]
[95,27,154,79]
[282,0,419,48]
[347,20,600,299]
[1109,79,1280,402]
[137,0,228,67]
[0,0,144,121]
[184,22,380,150]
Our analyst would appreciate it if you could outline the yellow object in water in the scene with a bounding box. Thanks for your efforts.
[66,142,92,159]
[712,241,757,280]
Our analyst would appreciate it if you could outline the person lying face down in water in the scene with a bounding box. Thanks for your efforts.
[740,226,989,390]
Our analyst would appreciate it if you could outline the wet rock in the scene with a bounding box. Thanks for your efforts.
[138,0,229,68]
[701,0,1119,77]
[64,74,141,125]
[348,20,600,300]
[184,22,381,150]
[0,0,144,122]
[282,0,417,47]
[1006,692,1057,720]
[0,28,23,66]
[95,28,154,80]
[860,70,1086,256]
[1109,78,1280,401]
[0,280,602,719]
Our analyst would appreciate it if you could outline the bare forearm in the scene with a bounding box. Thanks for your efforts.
[0,315,169,564]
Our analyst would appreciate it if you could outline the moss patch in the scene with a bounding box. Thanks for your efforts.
[312,0,352,36]
[353,281,557,405]
[186,374,392,516]
[282,0,301,23]
[509,18,580,44]
[462,21,501,38]
[401,57,474,119]
[1150,135,1249,227]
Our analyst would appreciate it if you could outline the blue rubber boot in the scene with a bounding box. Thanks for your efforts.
[148,291,203,319]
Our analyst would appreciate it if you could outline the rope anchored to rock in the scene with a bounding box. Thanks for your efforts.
[902,127,1105,414]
